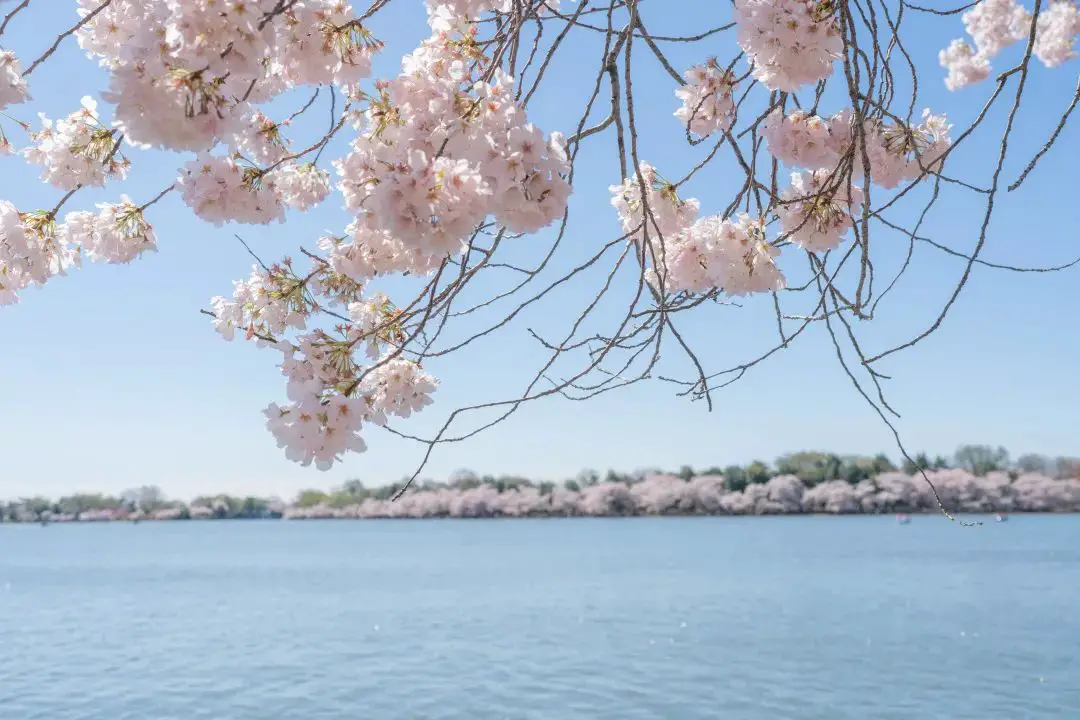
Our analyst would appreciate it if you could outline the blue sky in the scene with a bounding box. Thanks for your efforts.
[1,1,1077,501]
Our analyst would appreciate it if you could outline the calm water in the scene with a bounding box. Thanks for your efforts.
[1,515,1078,719]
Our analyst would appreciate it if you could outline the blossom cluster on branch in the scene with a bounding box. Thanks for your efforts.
[939,0,1078,90]
[0,0,1076,489]
[1,0,572,471]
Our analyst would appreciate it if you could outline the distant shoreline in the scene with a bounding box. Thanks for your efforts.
[4,509,1076,526]
[7,465,1079,523]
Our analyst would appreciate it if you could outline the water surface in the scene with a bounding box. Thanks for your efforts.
[1,515,1077,718]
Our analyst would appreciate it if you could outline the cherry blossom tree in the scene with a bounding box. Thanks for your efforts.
[274,469,1080,519]
[1,0,1077,513]
[9,466,1080,521]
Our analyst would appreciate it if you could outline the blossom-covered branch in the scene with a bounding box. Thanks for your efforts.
[1,0,1077,508]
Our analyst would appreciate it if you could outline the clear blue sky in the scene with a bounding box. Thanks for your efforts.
[2,1,1077,501]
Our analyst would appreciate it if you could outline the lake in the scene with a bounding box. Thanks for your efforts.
[1,515,1078,718]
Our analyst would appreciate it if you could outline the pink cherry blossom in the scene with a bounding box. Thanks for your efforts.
[777,169,864,253]
[1034,1,1080,68]
[939,39,992,91]
[734,0,843,92]
[24,97,129,190]
[0,50,30,111]
[674,60,737,136]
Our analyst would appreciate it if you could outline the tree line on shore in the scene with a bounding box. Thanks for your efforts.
[5,446,1080,523]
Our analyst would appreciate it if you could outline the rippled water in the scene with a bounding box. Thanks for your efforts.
[1,515,1078,718]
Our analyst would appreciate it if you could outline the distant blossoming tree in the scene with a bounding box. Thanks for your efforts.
[280,469,1080,519]
[1,0,1077,505]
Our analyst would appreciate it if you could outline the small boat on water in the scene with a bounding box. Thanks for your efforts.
[995,513,1008,522]
[896,513,911,525]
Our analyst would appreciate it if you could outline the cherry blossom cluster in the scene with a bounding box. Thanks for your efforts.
[262,321,437,470]
[247,271,438,470]
[764,107,951,189]
[733,0,843,92]
[264,341,372,469]
[207,254,435,470]
[360,356,438,425]
[0,196,155,304]
[0,52,26,152]
[273,162,333,211]
[23,97,129,190]
[427,0,512,26]
[762,108,853,171]
[939,0,1079,90]
[275,2,382,89]
[178,153,285,226]
[345,293,401,360]
[330,23,570,282]
[318,217,446,282]
[674,60,737,136]
[645,95,951,288]
[610,163,784,297]
[939,39,992,91]
[764,106,951,189]
[0,50,29,113]
[71,0,382,150]
[0,204,76,305]
[659,213,786,297]
[776,169,864,253]
[208,262,312,343]
[264,350,438,471]
[72,0,379,223]
[425,0,561,32]
[762,110,866,251]
[965,0,1033,57]
[609,162,701,243]
[861,110,952,189]
[228,111,292,166]
[177,119,330,221]
[58,197,157,264]
[1034,1,1080,67]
